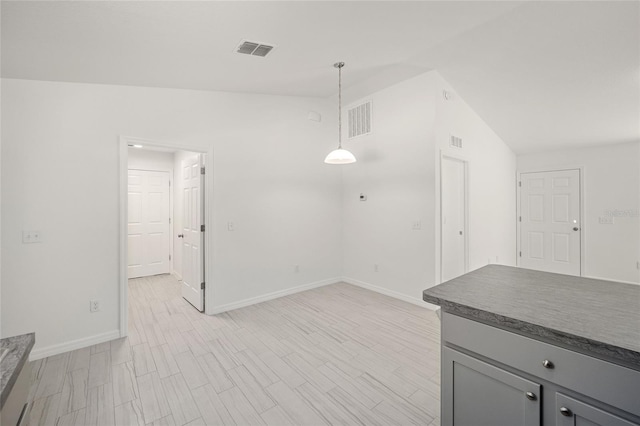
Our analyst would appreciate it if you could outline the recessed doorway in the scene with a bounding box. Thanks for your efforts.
[119,136,212,337]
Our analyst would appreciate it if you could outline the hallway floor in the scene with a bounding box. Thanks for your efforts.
[26,274,441,425]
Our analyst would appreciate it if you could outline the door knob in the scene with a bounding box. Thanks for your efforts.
[178,234,184,238]
[560,407,572,417]
[525,392,537,401]
[573,227,579,231]
[542,359,554,369]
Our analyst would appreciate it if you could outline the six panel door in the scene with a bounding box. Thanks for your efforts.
[181,154,205,311]
[520,169,581,276]
[128,170,171,279]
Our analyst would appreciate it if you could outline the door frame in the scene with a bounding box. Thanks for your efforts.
[516,166,585,276]
[439,152,469,284]
[119,136,214,337]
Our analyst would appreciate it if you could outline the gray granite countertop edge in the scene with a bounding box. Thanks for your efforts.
[423,291,640,372]
[1,333,36,409]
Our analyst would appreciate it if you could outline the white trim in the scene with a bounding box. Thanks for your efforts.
[209,277,341,314]
[30,329,120,361]
[516,166,585,276]
[439,152,470,284]
[342,277,439,310]
[582,275,639,286]
[119,136,214,338]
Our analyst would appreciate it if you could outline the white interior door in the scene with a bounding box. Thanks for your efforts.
[128,170,171,279]
[519,169,581,276]
[441,157,467,282]
[181,154,205,311]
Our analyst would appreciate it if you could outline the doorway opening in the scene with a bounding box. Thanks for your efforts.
[440,155,469,283]
[119,136,212,337]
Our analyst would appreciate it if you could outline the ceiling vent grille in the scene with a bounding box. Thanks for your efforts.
[348,101,372,139]
[450,135,463,149]
[235,40,275,57]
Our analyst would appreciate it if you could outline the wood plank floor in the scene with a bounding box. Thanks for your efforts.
[26,274,441,425]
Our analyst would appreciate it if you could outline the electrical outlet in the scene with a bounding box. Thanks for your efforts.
[90,299,100,313]
[227,222,235,231]
[374,263,379,272]
[412,221,421,230]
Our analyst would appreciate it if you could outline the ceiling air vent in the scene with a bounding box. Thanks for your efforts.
[348,101,372,139]
[235,40,275,57]
[450,135,463,149]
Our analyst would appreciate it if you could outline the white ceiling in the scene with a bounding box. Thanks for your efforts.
[2,1,638,154]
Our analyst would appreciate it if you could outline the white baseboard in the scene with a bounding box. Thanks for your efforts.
[582,274,639,286]
[30,329,121,361]
[208,277,342,315]
[342,276,439,311]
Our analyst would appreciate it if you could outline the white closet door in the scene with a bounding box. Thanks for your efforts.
[128,170,171,279]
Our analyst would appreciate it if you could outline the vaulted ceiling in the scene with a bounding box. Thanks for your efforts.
[2,1,638,154]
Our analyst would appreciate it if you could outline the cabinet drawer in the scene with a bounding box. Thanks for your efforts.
[442,312,640,416]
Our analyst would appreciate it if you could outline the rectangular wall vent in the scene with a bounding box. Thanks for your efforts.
[450,135,463,148]
[235,40,275,57]
[348,101,372,139]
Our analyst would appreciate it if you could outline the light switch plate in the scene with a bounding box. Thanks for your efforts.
[22,230,42,243]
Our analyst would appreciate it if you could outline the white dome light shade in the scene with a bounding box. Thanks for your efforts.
[324,148,357,164]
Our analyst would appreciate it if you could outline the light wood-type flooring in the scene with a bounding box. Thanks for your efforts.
[25,274,441,425]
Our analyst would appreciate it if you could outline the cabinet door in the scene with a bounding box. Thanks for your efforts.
[443,347,541,426]
[556,394,640,426]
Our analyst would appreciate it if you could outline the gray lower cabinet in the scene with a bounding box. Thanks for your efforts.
[556,394,639,426]
[441,312,640,426]
[443,347,541,426]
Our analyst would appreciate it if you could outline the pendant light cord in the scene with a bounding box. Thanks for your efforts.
[338,64,342,149]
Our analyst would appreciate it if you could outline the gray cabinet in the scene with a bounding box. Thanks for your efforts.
[443,347,541,426]
[441,312,640,426]
[556,394,639,426]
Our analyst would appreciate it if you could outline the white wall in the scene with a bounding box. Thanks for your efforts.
[128,148,174,172]
[1,78,342,356]
[341,71,517,304]
[433,73,517,278]
[517,142,640,284]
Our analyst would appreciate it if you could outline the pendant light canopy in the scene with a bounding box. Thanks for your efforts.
[325,62,356,165]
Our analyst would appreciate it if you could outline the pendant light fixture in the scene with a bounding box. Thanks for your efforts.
[324,62,356,164]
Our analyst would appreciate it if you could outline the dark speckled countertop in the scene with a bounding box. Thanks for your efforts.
[1,333,35,409]
[423,265,640,371]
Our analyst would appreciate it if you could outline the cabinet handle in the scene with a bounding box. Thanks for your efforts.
[525,392,537,401]
[542,359,554,369]
[560,407,572,417]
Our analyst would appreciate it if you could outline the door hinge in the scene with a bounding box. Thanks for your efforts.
[519,181,522,187]
[201,224,205,232]
[169,254,171,261]
[169,180,171,187]
[519,251,522,257]
[201,167,205,175]
[519,216,522,222]
[169,217,171,224]
[201,282,205,290]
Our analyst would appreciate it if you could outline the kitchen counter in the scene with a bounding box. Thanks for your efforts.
[0,333,35,410]
[423,265,640,371]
